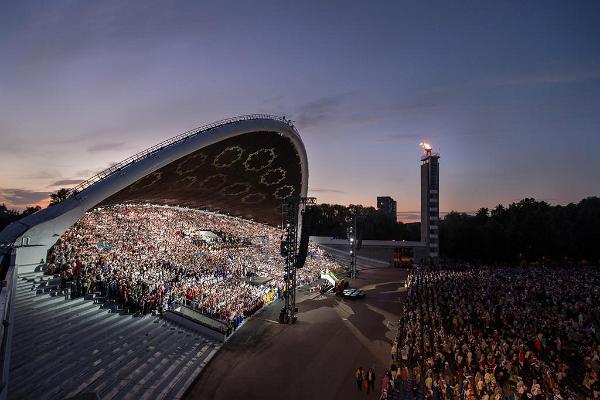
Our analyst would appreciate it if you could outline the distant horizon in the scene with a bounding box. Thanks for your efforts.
[3,190,597,225]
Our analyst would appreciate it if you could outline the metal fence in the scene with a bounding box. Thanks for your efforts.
[0,252,16,400]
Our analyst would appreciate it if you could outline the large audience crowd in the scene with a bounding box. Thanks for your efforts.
[46,204,338,330]
[383,267,600,400]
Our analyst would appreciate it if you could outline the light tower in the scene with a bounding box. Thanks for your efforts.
[420,142,440,265]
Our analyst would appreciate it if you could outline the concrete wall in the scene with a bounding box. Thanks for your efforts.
[13,246,47,274]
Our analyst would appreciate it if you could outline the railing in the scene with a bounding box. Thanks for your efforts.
[0,251,16,400]
[69,114,296,197]
[175,299,227,333]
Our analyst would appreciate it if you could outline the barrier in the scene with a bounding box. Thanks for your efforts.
[175,301,227,332]
[0,250,16,400]
[164,310,226,342]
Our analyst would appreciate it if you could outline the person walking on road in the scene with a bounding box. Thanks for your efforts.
[366,367,375,394]
[355,366,365,391]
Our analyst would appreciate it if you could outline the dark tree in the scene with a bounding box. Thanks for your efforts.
[439,197,600,265]
[307,203,419,241]
[49,188,70,206]
[21,206,41,217]
[0,204,20,231]
[0,204,42,231]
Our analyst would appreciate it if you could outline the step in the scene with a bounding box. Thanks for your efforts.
[83,328,165,396]
[11,307,113,378]
[14,300,99,340]
[53,317,157,400]
[95,323,185,400]
[59,318,166,392]
[166,345,220,400]
[15,310,118,369]
[13,299,93,333]
[14,302,117,354]
[112,335,193,400]
[40,318,162,400]
[14,294,69,311]
[14,294,83,315]
[16,318,164,400]
[12,305,108,361]
[15,290,39,300]
[16,280,36,289]
[145,343,212,400]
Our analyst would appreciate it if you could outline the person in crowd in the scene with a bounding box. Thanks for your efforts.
[384,267,599,400]
[367,367,376,394]
[356,366,365,392]
[46,204,341,331]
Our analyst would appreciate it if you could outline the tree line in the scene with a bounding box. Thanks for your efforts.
[307,197,600,264]
[0,188,70,231]
[439,197,600,264]
[307,203,421,241]
[1,189,598,264]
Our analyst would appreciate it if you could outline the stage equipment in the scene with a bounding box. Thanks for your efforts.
[279,196,316,324]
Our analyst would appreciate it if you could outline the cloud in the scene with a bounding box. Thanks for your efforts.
[47,179,83,187]
[308,187,346,194]
[0,188,51,208]
[292,93,355,128]
[87,142,126,152]
[397,212,421,222]
[479,69,600,87]
[0,141,27,155]
[397,211,451,223]
[22,171,58,180]
[75,169,97,177]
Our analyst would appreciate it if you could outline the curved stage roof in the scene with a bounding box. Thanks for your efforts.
[0,115,308,254]
[99,130,302,224]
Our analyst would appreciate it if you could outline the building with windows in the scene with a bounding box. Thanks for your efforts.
[420,144,440,263]
[377,196,397,221]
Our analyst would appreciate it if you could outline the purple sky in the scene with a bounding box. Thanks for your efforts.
[1,1,599,221]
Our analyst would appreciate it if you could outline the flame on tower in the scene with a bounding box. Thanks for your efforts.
[419,142,432,153]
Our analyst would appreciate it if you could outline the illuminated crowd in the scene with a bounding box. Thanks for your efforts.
[384,267,600,400]
[46,204,339,327]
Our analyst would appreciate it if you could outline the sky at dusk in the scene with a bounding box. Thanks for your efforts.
[1,1,599,221]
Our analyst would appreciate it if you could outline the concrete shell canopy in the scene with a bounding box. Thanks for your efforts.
[0,115,308,264]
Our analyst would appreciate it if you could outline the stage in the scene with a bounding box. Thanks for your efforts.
[185,266,409,400]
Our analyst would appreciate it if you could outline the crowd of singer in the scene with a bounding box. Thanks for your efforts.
[383,267,599,400]
[46,204,340,327]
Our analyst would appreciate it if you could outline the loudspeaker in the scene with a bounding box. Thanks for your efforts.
[294,207,313,268]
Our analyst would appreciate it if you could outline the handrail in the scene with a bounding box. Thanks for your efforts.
[69,114,296,197]
[0,252,16,400]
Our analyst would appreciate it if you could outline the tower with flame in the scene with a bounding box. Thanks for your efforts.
[420,142,440,264]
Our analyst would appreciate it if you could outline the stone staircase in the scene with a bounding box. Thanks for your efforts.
[8,272,220,400]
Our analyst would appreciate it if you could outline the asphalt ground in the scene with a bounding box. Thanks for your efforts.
[185,266,410,400]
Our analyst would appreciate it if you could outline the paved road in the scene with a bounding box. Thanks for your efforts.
[185,267,409,400]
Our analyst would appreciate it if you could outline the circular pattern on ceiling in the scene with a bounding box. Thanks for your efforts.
[213,146,244,168]
[259,167,286,186]
[176,176,197,188]
[243,148,276,171]
[242,193,267,204]
[176,153,207,176]
[198,174,227,191]
[273,184,295,200]
[220,182,251,196]
[129,171,162,192]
